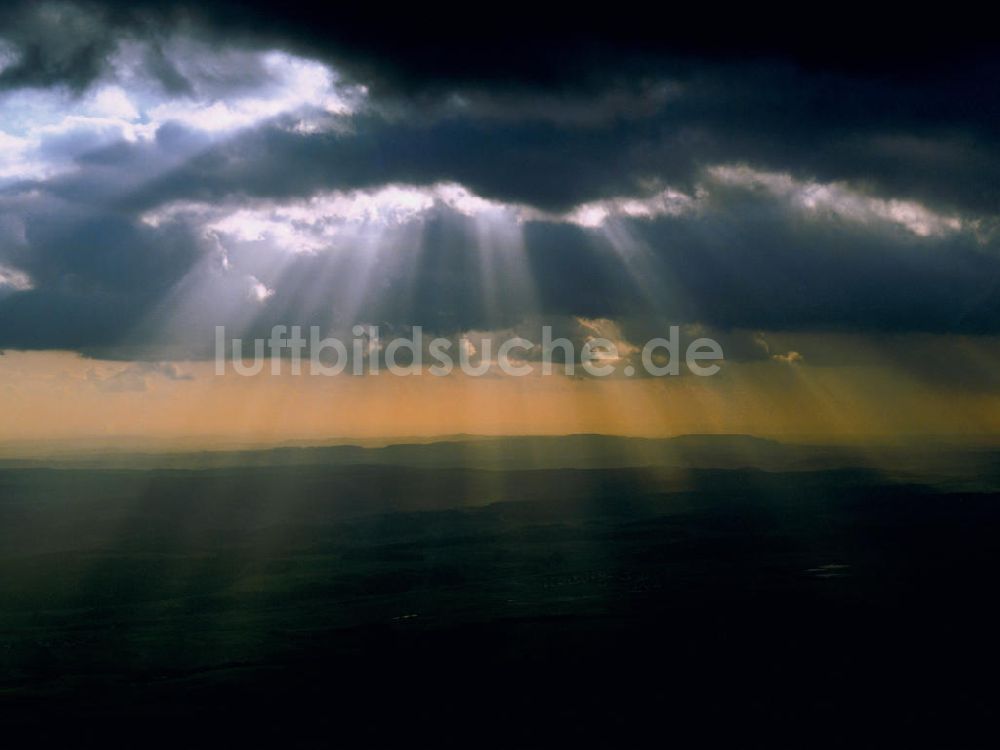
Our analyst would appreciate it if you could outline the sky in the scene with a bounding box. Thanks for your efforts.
[1,2,999,448]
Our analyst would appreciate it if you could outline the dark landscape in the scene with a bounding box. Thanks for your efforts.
[2,436,998,745]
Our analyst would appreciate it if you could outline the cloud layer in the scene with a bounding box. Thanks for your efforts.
[1,1,998,365]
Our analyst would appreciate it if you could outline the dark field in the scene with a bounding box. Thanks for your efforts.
[2,439,999,746]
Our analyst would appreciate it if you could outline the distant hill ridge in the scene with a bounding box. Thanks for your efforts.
[0,433,776,468]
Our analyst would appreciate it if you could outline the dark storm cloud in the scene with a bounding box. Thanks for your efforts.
[0,2,118,91]
[108,60,1000,219]
[4,1,999,217]
[2,0,999,358]
[6,1,993,92]
[120,115,683,214]
[522,196,1000,336]
[0,188,209,352]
